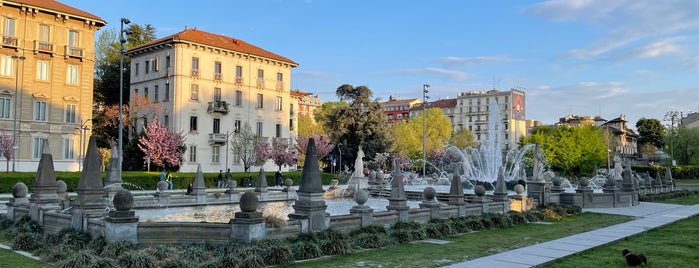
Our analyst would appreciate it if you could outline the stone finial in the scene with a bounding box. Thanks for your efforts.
[493,167,508,195]
[664,166,673,184]
[57,180,67,194]
[239,192,259,213]
[298,137,323,193]
[12,182,28,198]
[112,189,134,211]
[423,186,436,201]
[515,184,525,195]
[104,145,122,185]
[30,139,59,203]
[354,188,369,206]
[389,159,406,200]
[78,136,104,190]
[475,185,486,197]
[449,169,464,197]
[284,178,293,187]
[191,164,207,196]
[156,181,168,191]
[551,177,561,187]
[255,168,268,192]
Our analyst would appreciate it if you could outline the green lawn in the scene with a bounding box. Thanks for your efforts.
[0,248,47,268]
[542,215,699,267]
[281,213,633,268]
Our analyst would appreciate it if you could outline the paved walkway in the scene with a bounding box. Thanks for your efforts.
[445,202,699,268]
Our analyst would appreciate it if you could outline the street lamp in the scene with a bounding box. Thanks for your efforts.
[118,17,130,178]
[337,142,343,174]
[225,130,235,172]
[76,119,90,171]
[11,55,25,172]
[422,84,430,179]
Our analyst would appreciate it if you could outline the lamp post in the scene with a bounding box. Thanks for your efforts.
[337,142,343,174]
[76,119,90,171]
[225,130,235,172]
[118,18,130,178]
[422,84,430,179]
[11,55,25,172]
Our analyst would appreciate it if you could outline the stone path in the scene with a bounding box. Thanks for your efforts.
[445,202,699,268]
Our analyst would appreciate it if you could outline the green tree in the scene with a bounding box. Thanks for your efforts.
[390,120,421,160]
[523,125,606,175]
[391,108,452,160]
[313,101,348,134]
[665,125,699,165]
[449,128,477,150]
[636,118,665,151]
[324,85,392,169]
[231,122,263,172]
[298,114,324,137]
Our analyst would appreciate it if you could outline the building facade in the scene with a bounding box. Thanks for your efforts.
[601,115,638,160]
[126,28,298,173]
[454,89,526,151]
[0,0,104,171]
[382,96,421,124]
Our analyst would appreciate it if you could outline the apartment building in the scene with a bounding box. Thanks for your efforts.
[382,96,420,124]
[290,89,323,132]
[454,89,526,150]
[601,115,638,160]
[126,28,298,173]
[0,0,104,171]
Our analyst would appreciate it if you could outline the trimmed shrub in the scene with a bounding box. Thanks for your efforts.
[258,239,293,266]
[429,219,457,237]
[54,249,99,268]
[11,231,43,251]
[98,240,137,259]
[48,228,91,250]
[292,241,322,260]
[353,232,398,249]
[508,212,528,225]
[525,210,545,222]
[215,239,246,256]
[425,223,443,238]
[239,248,266,267]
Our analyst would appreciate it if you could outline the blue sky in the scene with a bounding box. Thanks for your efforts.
[63,0,699,127]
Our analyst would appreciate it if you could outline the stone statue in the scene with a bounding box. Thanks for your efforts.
[354,145,365,178]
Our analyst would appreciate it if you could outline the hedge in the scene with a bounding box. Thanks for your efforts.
[631,165,699,180]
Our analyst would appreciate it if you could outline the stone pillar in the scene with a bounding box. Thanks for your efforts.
[283,178,297,200]
[104,189,139,243]
[349,189,374,227]
[526,181,550,206]
[550,177,565,194]
[575,179,594,208]
[254,168,269,201]
[447,171,466,216]
[225,180,240,202]
[56,180,70,210]
[72,136,110,226]
[29,140,61,222]
[288,138,329,232]
[6,182,30,220]
[419,187,440,219]
[231,192,266,243]
[191,164,208,203]
[154,181,171,205]
[386,160,409,222]
[492,167,509,202]
[103,145,123,200]
[471,185,490,213]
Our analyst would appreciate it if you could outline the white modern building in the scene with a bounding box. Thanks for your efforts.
[455,89,527,151]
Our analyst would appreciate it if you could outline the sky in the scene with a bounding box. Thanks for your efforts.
[62,0,699,127]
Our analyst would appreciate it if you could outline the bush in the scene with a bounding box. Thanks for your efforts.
[392,221,427,241]
[48,228,91,250]
[429,219,457,237]
[54,249,99,268]
[508,212,529,225]
[14,215,43,235]
[353,232,398,249]
[317,229,353,255]
[257,239,293,266]
[215,239,246,257]
[118,250,157,268]
[464,216,484,231]
[425,223,443,238]
[11,231,43,251]
[525,210,545,222]
[449,217,471,233]
[292,241,322,260]
[238,248,266,267]
[178,244,213,263]
[217,253,242,268]
[98,240,137,259]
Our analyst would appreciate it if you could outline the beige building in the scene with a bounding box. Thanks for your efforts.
[455,89,526,150]
[290,89,323,130]
[126,28,298,173]
[0,0,104,171]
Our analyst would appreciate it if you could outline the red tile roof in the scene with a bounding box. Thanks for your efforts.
[6,0,105,25]
[411,98,457,110]
[130,28,298,66]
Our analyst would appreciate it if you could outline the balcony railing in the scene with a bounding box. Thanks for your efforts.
[214,73,222,81]
[235,77,243,85]
[34,40,54,54]
[208,133,227,144]
[1,35,18,48]
[256,78,265,89]
[276,81,284,91]
[207,101,229,114]
[191,70,199,78]
[65,46,84,59]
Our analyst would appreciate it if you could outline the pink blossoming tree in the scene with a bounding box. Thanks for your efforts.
[137,117,186,170]
[267,137,297,171]
[0,130,14,172]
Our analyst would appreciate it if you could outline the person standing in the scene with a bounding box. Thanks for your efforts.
[275,171,283,187]
[160,171,166,182]
[217,170,224,188]
[225,169,233,188]
[166,171,173,190]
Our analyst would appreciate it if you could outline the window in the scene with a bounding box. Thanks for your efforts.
[163,115,169,127]
[191,57,199,76]
[214,61,221,80]
[257,68,264,87]
[65,104,76,123]
[165,55,171,70]
[276,96,282,111]
[144,87,149,100]
[33,137,45,159]
[134,88,139,95]
[3,17,15,36]
[152,58,159,72]
[0,55,12,76]
[234,120,241,133]
[38,24,50,42]
[189,116,198,133]
[164,83,170,101]
[212,145,220,163]
[154,85,159,102]
[134,63,139,76]
[144,60,149,74]
[236,65,242,78]
[290,104,294,114]
[0,97,10,118]
[36,60,48,81]
[256,122,263,136]
[214,87,221,102]
[63,138,74,160]
[34,100,46,121]
[213,118,220,134]
[68,30,79,47]
[189,145,197,162]
[66,65,78,84]
[276,124,282,138]
[277,72,283,82]
[190,84,199,100]
[256,93,263,109]
[235,90,242,106]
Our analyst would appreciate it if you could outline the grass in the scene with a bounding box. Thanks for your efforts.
[542,215,699,267]
[654,193,699,205]
[676,179,699,188]
[281,213,633,268]
[0,248,47,268]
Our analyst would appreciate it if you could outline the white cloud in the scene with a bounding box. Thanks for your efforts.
[439,55,512,65]
[391,68,470,80]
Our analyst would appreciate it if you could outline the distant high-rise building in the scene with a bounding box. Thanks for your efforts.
[0,0,105,171]
[454,89,526,150]
[126,28,298,172]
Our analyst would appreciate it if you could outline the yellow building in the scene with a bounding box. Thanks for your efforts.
[126,28,298,172]
[455,89,527,151]
[0,0,104,171]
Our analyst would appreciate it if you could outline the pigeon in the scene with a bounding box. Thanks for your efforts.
[622,249,647,266]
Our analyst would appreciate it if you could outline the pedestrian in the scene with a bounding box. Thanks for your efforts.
[186,182,193,195]
[160,170,166,182]
[217,170,224,188]
[275,171,283,187]
[166,171,173,190]
[225,169,233,188]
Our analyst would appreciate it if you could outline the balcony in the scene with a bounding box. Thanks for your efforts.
[207,101,229,114]
[209,133,227,144]
[65,46,84,60]
[1,35,18,48]
[235,77,243,85]
[214,73,222,81]
[256,78,265,89]
[34,40,54,55]
[276,81,284,91]
[191,70,199,78]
